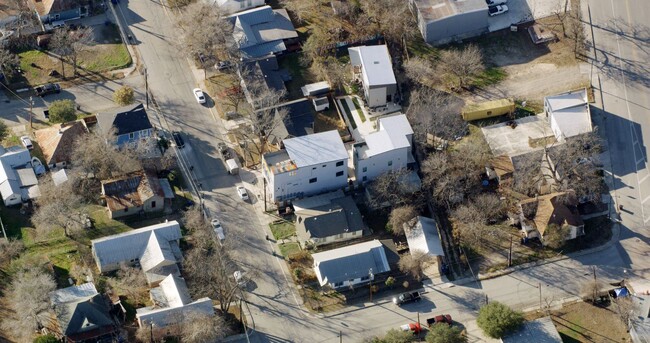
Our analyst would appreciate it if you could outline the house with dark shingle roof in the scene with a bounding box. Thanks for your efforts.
[34,120,88,169]
[312,239,390,289]
[228,5,298,60]
[269,99,314,146]
[29,0,88,30]
[49,283,117,343]
[96,103,154,146]
[518,191,585,244]
[100,171,171,219]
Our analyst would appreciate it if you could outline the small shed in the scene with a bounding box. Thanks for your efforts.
[301,81,331,97]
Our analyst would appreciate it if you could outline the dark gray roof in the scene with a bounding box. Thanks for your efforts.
[270,99,315,144]
[296,195,363,239]
[96,103,152,136]
[229,6,298,59]
[244,56,290,95]
[312,240,390,284]
[54,293,114,336]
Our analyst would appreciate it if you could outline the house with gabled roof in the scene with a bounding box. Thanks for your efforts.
[348,45,398,109]
[96,103,154,146]
[34,120,88,169]
[268,99,315,146]
[29,0,88,30]
[49,282,117,343]
[518,191,585,244]
[91,220,183,285]
[101,171,173,219]
[312,239,390,289]
[0,146,39,206]
[228,5,298,60]
[213,0,264,15]
[262,130,348,203]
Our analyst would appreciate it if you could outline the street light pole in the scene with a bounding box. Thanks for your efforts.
[145,66,149,109]
[368,268,374,302]
[149,321,154,343]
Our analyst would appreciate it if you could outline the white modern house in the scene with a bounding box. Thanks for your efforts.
[544,88,592,141]
[262,130,349,203]
[353,114,415,183]
[312,239,390,289]
[212,0,264,14]
[348,45,398,109]
[91,221,183,285]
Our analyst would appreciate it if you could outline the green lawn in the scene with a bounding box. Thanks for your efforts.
[269,220,295,240]
[351,97,366,122]
[279,53,311,100]
[279,242,301,257]
[472,67,507,88]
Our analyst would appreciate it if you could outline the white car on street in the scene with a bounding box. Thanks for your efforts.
[211,218,225,243]
[236,186,249,201]
[485,0,506,6]
[193,88,206,104]
[488,4,508,16]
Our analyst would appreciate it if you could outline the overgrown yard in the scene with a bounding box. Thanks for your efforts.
[16,24,131,86]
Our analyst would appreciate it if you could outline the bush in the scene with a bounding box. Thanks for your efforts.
[476,301,524,338]
[293,268,303,280]
[385,276,395,288]
[426,324,466,343]
[33,334,60,343]
[48,99,77,123]
[113,85,135,106]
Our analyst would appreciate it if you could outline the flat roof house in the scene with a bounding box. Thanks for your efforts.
[410,0,488,46]
[91,221,183,285]
[228,5,298,60]
[313,239,390,289]
[262,130,349,203]
[353,114,416,184]
[544,88,592,142]
[294,190,364,247]
[96,103,154,146]
[349,45,398,109]
[49,283,117,343]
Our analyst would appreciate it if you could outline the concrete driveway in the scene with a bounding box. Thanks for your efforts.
[481,115,553,156]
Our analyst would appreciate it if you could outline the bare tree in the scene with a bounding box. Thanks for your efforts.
[388,205,418,236]
[69,261,94,284]
[281,0,320,25]
[406,88,466,143]
[369,168,423,209]
[71,130,142,183]
[436,44,485,90]
[50,27,94,76]
[404,57,438,88]
[1,268,57,342]
[542,223,571,249]
[176,2,235,70]
[0,238,24,265]
[184,231,239,312]
[180,311,230,343]
[300,25,342,68]
[312,56,349,92]
[580,279,604,303]
[107,263,148,304]
[0,48,19,78]
[182,205,209,234]
[451,194,506,247]
[358,0,418,53]
[398,250,433,281]
[32,175,88,238]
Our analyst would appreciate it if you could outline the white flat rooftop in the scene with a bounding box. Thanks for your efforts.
[283,130,348,168]
[350,45,397,86]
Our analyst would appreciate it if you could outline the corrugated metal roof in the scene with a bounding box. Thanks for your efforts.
[136,297,214,327]
[313,240,390,285]
[230,6,297,59]
[50,282,98,305]
[405,216,444,256]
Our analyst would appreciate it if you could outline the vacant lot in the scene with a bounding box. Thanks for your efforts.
[17,24,131,86]
[269,220,296,240]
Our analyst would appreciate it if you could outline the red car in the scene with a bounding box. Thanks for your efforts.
[427,314,453,327]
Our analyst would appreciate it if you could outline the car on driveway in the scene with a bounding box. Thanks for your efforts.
[393,291,421,305]
[193,88,206,104]
[216,60,232,71]
[485,0,506,6]
[236,186,249,201]
[488,4,508,16]
[211,218,225,243]
[172,131,185,148]
[399,323,422,335]
[34,83,61,97]
[20,136,33,150]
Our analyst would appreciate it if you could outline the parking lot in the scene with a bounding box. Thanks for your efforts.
[481,115,554,156]
[488,0,572,32]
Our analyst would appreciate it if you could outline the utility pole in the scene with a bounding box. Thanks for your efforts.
[145,66,149,108]
[339,331,342,343]
[263,177,267,212]
[508,235,513,267]
[368,268,374,302]
[539,283,542,311]
[29,96,33,128]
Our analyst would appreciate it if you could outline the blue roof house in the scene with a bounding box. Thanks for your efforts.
[96,103,154,146]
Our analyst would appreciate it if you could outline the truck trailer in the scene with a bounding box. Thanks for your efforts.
[461,99,515,121]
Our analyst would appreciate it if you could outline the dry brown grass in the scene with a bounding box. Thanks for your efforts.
[549,301,630,343]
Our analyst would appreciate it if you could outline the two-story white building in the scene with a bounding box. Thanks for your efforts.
[262,130,349,203]
[353,114,415,183]
[348,45,398,109]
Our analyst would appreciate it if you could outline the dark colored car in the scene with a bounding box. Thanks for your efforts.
[172,131,185,148]
[392,291,421,305]
[34,83,61,97]
[218,142,231,159]
[426,314,453,327]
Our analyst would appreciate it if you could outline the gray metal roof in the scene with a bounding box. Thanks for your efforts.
[313,240,390,285]
[16,167,37,187]
[411,0,487,23]
[283,130,348,168]
[501,317,562,343]
[405,216,444,257]
[96,103,152,136]
[230,6,298,59]
[136,297,214,327]
[49,283,114,337]
[296,196,364,240]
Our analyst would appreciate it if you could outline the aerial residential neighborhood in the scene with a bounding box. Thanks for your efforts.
[0,0,648,342]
